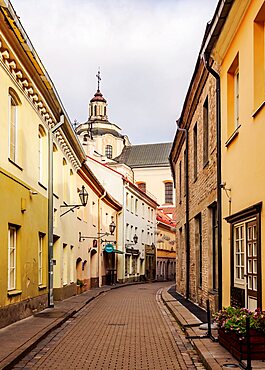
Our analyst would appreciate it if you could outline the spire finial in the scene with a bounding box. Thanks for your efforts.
[96,67,101,91]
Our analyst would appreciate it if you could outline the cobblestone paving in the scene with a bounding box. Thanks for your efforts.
[13,283,205,370]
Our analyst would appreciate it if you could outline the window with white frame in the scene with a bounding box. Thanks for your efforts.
[63,244,68,285]
[135,199,138,215]
[9,93,19,162]
[38,125,46,184]
[234,223,245,284]
[8,225,17,290]
[38,233,45,286]
[234,69,239,129]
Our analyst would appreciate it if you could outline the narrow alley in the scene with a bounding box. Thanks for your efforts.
[12,283,205,370]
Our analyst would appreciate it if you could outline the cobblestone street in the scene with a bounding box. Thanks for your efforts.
[12,283,205,370]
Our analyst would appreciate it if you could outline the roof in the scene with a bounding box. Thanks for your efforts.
[90,89,106,103]
[91,127,124,139]
[157,210,176,228]
[113,142,172,168]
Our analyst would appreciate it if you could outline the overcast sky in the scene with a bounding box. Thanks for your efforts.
[11,0,217,144]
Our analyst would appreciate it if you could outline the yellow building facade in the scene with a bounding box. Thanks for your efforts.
[204,0,265,309]
[0,2,122,327]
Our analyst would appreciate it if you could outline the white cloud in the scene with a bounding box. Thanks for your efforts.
[11,0,217,144]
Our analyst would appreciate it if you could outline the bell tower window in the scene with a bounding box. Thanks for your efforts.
[105,145,113,159]
[94,105,97,116]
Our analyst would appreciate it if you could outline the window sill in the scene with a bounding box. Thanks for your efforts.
[8,158,23,171]
[203,160,209,169]
[7,289,22,297]
[38,285,47,291]
[38,182,47,191]
[252,100,265,118]
[225,125,241,147]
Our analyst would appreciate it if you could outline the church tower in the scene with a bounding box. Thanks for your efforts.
[89,70,108,122]
[75,70,130,160]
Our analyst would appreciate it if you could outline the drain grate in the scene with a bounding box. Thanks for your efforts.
[108,323,127,326]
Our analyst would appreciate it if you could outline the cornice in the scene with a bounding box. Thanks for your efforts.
[0,31,80,171]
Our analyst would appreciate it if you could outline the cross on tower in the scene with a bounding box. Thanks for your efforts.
[96,68,101,91]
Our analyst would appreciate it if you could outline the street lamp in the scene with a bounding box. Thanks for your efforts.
[79,220,116,242]
[60,185,88,217]
[126,234,138,247]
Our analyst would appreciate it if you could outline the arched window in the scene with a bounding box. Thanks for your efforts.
[165,182,173,204]
[105,145,113,159]
[8,88,21,162]
[94,105,97,116]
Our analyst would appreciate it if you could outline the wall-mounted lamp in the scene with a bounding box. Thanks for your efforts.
[60,185,88,217]
[125,234,138,247]
[79,220,116,242]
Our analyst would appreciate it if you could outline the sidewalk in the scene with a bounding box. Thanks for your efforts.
[0,283,133,370]
[161,287,265,370]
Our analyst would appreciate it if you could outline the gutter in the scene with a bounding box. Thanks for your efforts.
[202,54,222,311]
[199,0,234,312]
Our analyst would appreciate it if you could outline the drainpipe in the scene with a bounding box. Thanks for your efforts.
[176,122,190,300]
[203,53,222,311]
[48,115,65,307]
[98,190,106,287]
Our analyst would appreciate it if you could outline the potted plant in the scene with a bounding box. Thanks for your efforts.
[213,306,265,361]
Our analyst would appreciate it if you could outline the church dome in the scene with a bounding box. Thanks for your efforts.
[90,90,106,103]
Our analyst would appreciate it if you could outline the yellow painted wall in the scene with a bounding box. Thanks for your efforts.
[0,169,48,307]
[215,0,265,307]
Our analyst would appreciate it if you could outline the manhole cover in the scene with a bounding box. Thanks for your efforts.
[222,364,240,368]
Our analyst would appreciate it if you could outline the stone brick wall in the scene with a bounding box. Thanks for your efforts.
[173,60,219,312]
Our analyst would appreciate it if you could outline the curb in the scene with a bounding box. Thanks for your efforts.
[0,282,143,370]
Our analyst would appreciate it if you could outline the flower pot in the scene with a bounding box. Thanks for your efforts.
[218,328,265,361]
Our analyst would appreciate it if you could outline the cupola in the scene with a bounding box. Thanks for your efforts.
[89,69,108,121]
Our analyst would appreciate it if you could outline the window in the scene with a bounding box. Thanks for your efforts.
[254,5,265,110]
[63,244,67,285]
[70,246,74,283]
[193,123,198,180]
[135,199,138,215]
[234,223,245,284]
[165,182,173,204]
[63,158,68,202]
[8,92,19,162]
[8,225,17,290]
[179,160,182,203]
[137,182,146,193]
[131,196,134,213]
[203,97,209,165]
[126,192,129,210]
[38,233,45,286]
[195,214,202,288]
[211,204,218,291]
[227,54,239,137]
[126,223,129,241]
[234,70,239,129]
[38,125,46,184]
[94,105,97,116]
[105,145,113,159]
[142,203,145,219]
[130,225,133,241]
